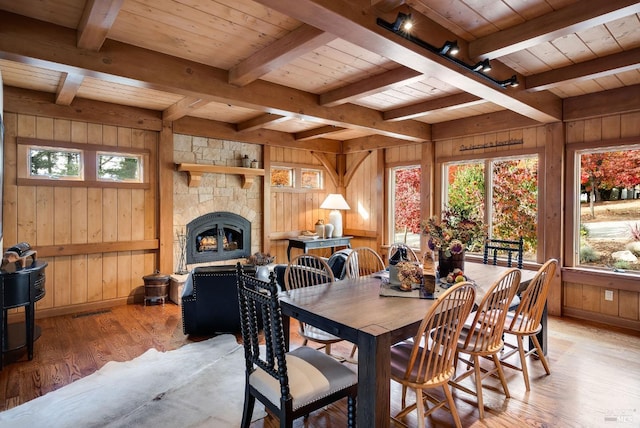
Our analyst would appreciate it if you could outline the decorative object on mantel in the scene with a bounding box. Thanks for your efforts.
[250,159,258,168]
[422,206,486,279]
[241,154,251,168]
[320,194,351,238]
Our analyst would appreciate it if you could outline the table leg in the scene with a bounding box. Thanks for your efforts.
[531,302,547,355]
[282,314,291,351]
[357,329,391,427]
[287,244,292,262]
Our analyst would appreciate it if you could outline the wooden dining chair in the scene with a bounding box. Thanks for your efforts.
[345,247,385,278]
[390,282,476,428]
[483,237,524,268]
[236,263,358,428]
[283,254,343,357]
[449,268,521,419]
[500,259,557,390]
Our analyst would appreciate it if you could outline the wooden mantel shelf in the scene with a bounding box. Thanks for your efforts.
[175,163,265,189]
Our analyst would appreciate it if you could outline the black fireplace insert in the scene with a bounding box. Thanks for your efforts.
[186,212,251,264]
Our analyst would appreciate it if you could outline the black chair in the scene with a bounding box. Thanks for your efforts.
[236,263,357,428]
[483,237,524,268]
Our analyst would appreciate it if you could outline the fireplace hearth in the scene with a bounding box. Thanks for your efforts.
[186,212,250,264]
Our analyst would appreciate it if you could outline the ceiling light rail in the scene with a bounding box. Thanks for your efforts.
[377,13,518,89]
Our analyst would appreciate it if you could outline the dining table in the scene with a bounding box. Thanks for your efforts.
[279,262,537,428]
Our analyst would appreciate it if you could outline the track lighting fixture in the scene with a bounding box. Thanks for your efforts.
[472,58,491,72]
[391,12,413,32]
[439,41,459,56]
[377,12,519,89]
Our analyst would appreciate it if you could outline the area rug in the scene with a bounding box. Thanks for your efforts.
[0,335,266,427]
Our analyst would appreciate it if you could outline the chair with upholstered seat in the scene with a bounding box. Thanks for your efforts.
[345,247,385,278]
[449,268,521,419]
[283,254,343,357]
[390,282,476,428]
[236,263,357,428]
[388,242,420,263]
[500,259,557,390]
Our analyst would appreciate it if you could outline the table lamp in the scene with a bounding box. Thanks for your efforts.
[320,194,350,238]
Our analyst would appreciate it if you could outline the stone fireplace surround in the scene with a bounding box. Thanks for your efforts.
[173,134,263,274]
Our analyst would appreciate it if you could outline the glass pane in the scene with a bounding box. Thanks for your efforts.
[29,147,82,178]
[490,157,538,260]
[445,162,485,253]
[98,153,141,181]
[271,167,293,187]
[579,148,640,272]
[301,169,322,189]
[390,166,421,248]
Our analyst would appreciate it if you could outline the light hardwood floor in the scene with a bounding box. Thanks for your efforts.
[1,303,639,427]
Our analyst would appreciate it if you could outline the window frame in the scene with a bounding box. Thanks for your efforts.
[17,137,150,189]
[439,149,542,264]
[270,162,325,192]
[387,164,422,249]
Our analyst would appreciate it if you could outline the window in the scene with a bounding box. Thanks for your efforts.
[270,167,293,187]
[18,137,149,188]
[97,152,142,182]
[389,166,421,248]
[301,168,322,189]
[576,146,640,272]
[444,155,538,259]
[270,165,324,190]
[29,146,82,179]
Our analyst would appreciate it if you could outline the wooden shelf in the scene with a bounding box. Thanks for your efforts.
[175,163,265,189]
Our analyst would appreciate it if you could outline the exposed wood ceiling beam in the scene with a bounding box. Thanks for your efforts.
[432,110,540,140]
[236,113,290,132]
[383,92,485,121]
[163,97,210,121]
[563,84,640,121]
[55,72,84,106]
[174,116,342,153]
[229,24,337,86]
[469,0,640,59]
[0,11,428,142]
[77,0,124,51]
[319,67,423,107]
[253,0,562,123]
[526,47,640,91]
[295,125,346,141]
[372,0,406,13]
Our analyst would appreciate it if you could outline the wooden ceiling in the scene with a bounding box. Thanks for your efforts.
[0,0,639,149]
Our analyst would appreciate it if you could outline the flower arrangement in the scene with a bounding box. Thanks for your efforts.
[396,261,423,291]
[247,252,275,266]
[422,207,487,257]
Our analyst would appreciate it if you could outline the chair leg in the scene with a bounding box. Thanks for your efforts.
[443,384,463,428]
[349,344,357,358]
[240,387,255,428]
[415,389,426,428]
[492,353,511,398]
[531,335,551,375]
[472,355,485,419]
[516,335,531,391]
[347,395,356,428]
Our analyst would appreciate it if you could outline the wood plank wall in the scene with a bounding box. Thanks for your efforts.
[2,112,159,318]
[268,146,338,262]
[563,111,640,330]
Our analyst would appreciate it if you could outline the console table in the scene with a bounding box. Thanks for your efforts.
[287,236,352,261]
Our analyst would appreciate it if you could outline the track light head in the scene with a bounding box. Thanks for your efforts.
[472,58,491,72]
[439,41,459,56]
[500,75,519,88]
[391,12,413,32]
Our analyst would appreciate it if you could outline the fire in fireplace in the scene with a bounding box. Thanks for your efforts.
[186,212,251,264]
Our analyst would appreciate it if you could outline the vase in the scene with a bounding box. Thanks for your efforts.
[438,250,465,279]
[324,223,334,238]
[255,265,270,281]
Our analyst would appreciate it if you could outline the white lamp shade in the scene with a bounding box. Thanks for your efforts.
[320,194,350,210]
[321,194,350,237]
